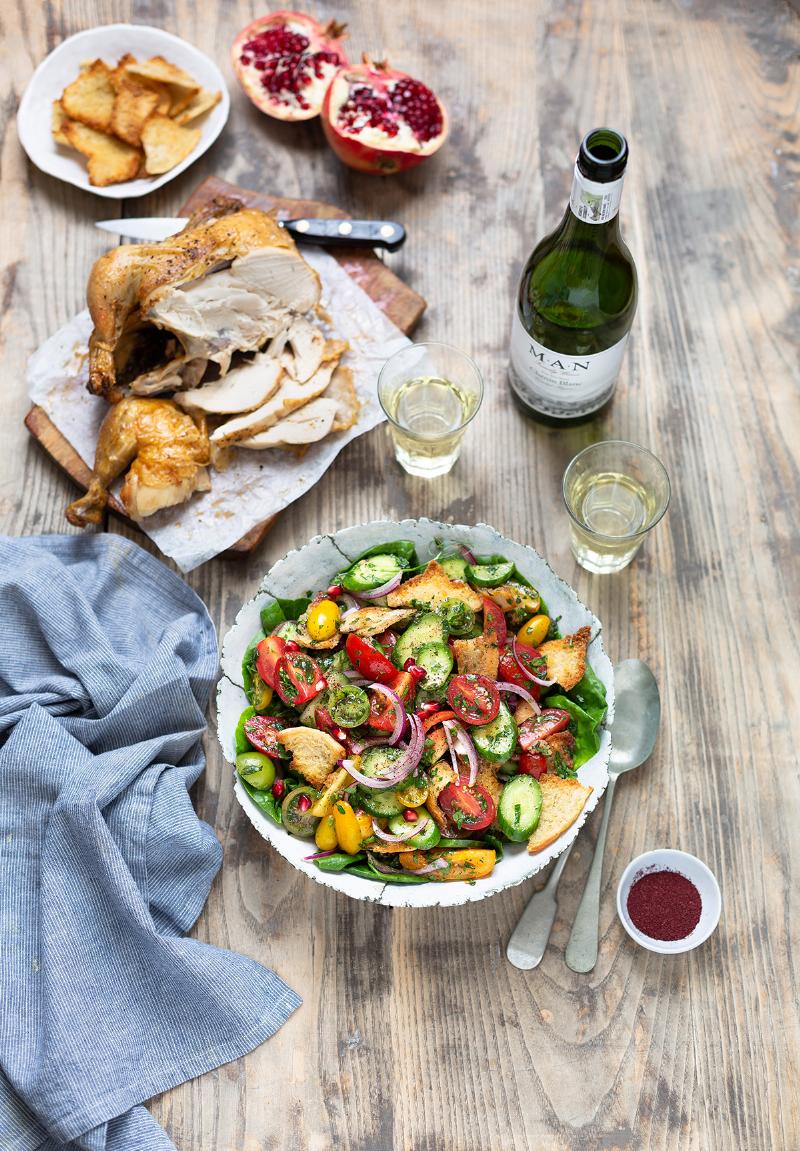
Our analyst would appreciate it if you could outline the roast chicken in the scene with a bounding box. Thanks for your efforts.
[65,397,210,526]
[87,200,321,402]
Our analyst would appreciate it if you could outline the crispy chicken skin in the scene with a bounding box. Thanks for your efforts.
[86,204,320,401]
[65,397,210,526]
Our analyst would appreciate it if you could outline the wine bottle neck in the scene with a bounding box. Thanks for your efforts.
[568,162,625,226]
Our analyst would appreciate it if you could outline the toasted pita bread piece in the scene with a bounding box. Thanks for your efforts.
[486,582,541,618]
[338,607,415,637]
[141,114,200,175]
[387,560,483,613]
[52,100,70,145]
[122,55,200,115]
[61,60,116,132]
[527,775,592,854]
[62,120,141,186]
[451,633,500,679]
[174,88,222,125]
[277,727,344,790]
[111,80,161,146]
[539,626,590,691]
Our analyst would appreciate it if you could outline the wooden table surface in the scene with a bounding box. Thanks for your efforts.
[3,1,799,1148]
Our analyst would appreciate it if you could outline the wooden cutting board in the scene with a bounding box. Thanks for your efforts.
[25,176,426,556]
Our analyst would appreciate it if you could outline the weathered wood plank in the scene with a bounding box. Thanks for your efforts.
[3,0,799,1149]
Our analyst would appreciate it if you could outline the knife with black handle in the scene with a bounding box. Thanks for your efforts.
[95,216,406,251]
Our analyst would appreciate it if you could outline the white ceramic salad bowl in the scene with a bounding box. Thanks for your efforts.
[216,519,614,908]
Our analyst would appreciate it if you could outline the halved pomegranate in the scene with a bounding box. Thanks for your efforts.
[231,10,348,121]
[321,56,448,175]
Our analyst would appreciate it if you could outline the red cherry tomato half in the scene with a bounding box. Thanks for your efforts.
[255,635,287,689]
[314,706,349,746]
[517,750,548,779]
[446,673,500,725]
[498,641,543,698]
[274,650,326,707]
[518,708,572,749]
[244,715,290,759]
[438,780,496,832]
[345,633,397,684]
[482,595,507,649]
[367,670,414,731]
[377,628,398,654]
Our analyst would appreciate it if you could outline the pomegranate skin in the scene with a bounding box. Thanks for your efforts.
[231,10,348,122]
[321,60,448,175]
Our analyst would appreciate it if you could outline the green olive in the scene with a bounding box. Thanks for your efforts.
[282,786,319,838]
[236,751,276,791]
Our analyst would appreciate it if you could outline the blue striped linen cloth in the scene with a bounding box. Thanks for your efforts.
[0,535,301,1151]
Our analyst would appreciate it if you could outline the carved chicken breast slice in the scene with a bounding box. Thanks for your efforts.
[281,316,325,382]
[325,365,360,432]
[130,356,208,396]
[175,354,282,415]
[210,361,337,445]
[236,397,338,449]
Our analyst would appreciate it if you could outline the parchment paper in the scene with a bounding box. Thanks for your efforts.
[27,248,410,570]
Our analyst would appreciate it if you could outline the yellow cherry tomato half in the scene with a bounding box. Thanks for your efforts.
[314,814,338,852]
[517,614,550,647]
[306,598,341,642]
[333,800,363,855]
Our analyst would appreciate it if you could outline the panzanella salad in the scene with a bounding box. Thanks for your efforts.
[234,540,607,885]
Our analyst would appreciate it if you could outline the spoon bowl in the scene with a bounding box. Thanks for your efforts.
[608,660,660,775]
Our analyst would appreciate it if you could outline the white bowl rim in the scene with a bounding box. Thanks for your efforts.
[217,517,615,908]
[616,848,722,954]
[17,23,231,200]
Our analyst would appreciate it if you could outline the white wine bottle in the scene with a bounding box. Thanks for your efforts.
[508,128,637,423]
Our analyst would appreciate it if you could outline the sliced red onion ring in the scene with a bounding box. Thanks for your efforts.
[304,849,339,861]
[512,636,555,687]
[442,718,479,787]
[337,593,360,613]
[371,814,430,843]
[412,857,449,876]
[357,572,403,599]
[498,680,542,716]
[369,682,406,745]
[340,717,423,790]
[349,734,389,754]
[340,606,360,621]
[366,852,416,877]
[459,545,477,565]
[343,669,370,685]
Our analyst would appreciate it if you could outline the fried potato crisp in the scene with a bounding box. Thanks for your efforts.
[62,120,141,187]
[61,60,116,132]
[141,114,201,175]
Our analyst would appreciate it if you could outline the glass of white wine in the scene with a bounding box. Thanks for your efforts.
[563,441,671,573]
[377,342,483,477]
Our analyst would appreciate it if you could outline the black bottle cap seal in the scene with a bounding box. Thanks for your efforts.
[577,129,629,183]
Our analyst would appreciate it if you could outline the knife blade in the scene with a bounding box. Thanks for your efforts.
[94,216,406,251]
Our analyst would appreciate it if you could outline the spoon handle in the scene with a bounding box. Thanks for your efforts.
[506,843,574,970]
[565,775,617,973]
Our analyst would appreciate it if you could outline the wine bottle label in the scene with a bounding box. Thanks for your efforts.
[569,164,624,224]
[509,310,629,406]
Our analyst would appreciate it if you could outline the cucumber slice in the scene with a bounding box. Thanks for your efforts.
[388,812,441,850]
[440,554,469,581]
[414,641,453,691]
[497,775,542,842]
[342,553,405,593]
[360,745,404,778]
[393,611,447,668]
[466,560,515,587]
[356,788,406,818]
[472,702,518,763]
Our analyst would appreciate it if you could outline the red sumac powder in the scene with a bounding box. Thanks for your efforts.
[626,868,702,941]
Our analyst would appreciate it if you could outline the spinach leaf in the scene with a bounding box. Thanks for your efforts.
[260,601,285,634]
[234,706,257,756]
[241,633,264,698]
[314,852,365,873]
[240,777,283,825]
[568,664,608,727]
[545,695,600,769]
[276,596,312,620]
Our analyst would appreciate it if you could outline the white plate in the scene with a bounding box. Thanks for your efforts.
[217,519,615,908]
[17,24,230,199]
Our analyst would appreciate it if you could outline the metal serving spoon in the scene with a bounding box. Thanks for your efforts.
[506,659,660,971]
[565,659,660,972]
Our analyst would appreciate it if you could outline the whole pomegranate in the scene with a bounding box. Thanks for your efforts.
[231,10,348,121]
[322,56,448,174]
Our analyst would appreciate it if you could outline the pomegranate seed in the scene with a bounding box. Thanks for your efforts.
[404,659,427,682]
[337,76,442,144]
[240,25,342,106]
[327,584,344,597]
[271,779,285,800]
[403,808,418,822]
[297,794,312,813]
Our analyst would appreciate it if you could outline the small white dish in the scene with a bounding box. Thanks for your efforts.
[17,24,230,199]
[617,849,721,955]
